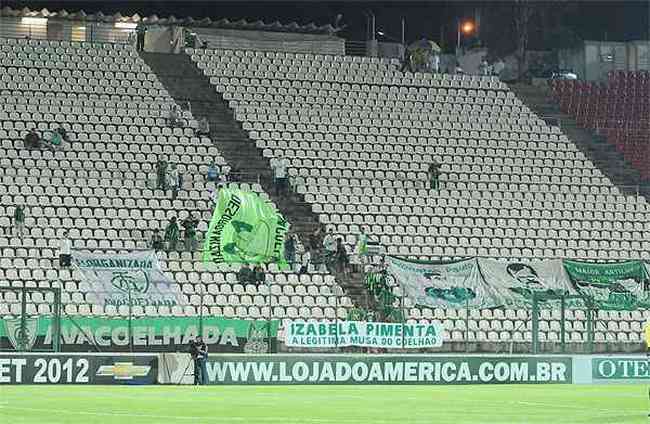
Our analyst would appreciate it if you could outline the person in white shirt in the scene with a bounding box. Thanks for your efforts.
[272,156,289,196]
[59,230,72,267]
[167,164,179,200]
[322,228,337,266]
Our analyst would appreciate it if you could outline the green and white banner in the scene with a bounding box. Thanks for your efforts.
[386,257,498,308]
[203,188,289,266]
[563,260,650,310]
[387,256,650,310]
[0,316,280,353]
[284,321,443,349]
[72,250,183,308]
[592,357,650,381]
[478,259,577,307]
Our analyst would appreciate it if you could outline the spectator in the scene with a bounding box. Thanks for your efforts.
[24,129,40,150]
[167,105,184,128]
[480,58,490,76]
[454,62,464,75]
[182,213,199,251]
[492,58,505,77]
[322,228,337,261]
[272,156,289,196]
[136,22,147,52]
[335,238,350,276]
[55,126,69,142]
[431,53,440,73]
[309,227,322,254]
[42,130,62,151]
[355,226,370,263]
[217,172,227,189]
[177,168,184,195]
[151,230,164,251]
[252,265,266,286]
[197,117,210,136]
[207,162,219,182]
[428,160,442,189]
[237,264,254,284]
[59,230,72,267]
[229,163,242,182]
[167,164,179,200]
[156,158,167,190]
[285,232,296,265]
[298,250,310,274]
[164,217,180,252]
[13,205,25,238]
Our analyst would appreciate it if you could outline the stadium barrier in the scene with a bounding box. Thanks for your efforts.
[0,352,157,384]
[1,353,646,386]
[0,315,279,354]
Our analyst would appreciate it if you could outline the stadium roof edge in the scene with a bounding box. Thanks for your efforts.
[0,6,341,35]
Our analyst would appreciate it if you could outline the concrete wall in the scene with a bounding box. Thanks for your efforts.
[193,28,344,55]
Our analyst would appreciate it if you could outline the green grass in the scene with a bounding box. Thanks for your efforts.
[0,384,647,424]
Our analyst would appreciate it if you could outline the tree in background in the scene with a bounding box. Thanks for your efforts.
[481,0,582,80]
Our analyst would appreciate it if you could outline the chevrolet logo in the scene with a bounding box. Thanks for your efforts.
[96,362,151,380]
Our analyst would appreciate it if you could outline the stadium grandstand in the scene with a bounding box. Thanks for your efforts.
[0,2,649,422]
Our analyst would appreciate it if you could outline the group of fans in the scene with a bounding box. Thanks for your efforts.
[23,127,69,151]
[152,214,199,253]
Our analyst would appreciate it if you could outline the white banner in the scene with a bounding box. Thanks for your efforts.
[72,250,184,308]
[285,320,443,349]
[386,257,498,309]
[477,259,577,307]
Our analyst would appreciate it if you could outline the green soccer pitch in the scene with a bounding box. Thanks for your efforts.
[0,384,646,424]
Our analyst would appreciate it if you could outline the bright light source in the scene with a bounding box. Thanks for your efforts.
[21,17,47,25]
[377,31,385,36]
[114,22,137,29]
[461,21,474,34]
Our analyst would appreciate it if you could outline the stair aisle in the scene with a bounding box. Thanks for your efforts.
[140,51,381,317]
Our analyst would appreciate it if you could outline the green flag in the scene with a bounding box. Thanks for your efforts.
[563,260,650,310]
[203,188,289,266]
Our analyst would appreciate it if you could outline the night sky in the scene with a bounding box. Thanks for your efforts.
[4,1,649,44]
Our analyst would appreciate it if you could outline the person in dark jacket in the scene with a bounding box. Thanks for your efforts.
[182,214,199,251]
[252,265,266,287]
[136,22,147,52]
[335,238,350,276]
[189,336,208,385]
[237,264,254,284]
[151,230,164,251]
[164,217,180,252]
[284,232,296,265]
[428,160,442,189]
[24,129,40,149]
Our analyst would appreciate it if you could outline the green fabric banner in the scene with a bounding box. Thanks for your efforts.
[387,257,650,310]
[563,260,650,310]
[0,316,279,353]
[203,188,289,266]
[386,257,498,309]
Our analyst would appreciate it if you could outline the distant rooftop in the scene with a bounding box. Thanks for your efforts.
[0,6,342,35]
